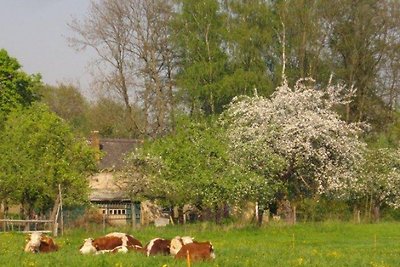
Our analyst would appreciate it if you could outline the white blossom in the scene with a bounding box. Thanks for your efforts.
[221,79,367,198]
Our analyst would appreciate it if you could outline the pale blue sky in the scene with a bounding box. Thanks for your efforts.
[0,0,94,96]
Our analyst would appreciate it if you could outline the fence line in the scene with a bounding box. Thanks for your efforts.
[0,219,54,223]
[0,219,54,233]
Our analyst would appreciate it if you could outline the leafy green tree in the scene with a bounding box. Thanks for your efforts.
[321,0,399,125]
[39,83,89,134]
[0,49,41,126]
[172,0,229,115]
[352,148,400,222]
[274,0,331,85]
[119,117,278,221]
[222,0,276,97]
[0,103,97,218]
[86,97,144,138]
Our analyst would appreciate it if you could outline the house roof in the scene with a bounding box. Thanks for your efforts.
[98,138,141,170]
[90,190,130,202]
[88,135,141,202]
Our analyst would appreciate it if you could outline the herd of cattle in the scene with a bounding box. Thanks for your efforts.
[24,232,215,261]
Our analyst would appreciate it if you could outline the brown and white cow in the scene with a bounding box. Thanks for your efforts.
[174,241,215,261]
[144,238,171,256]
[24,232,58,253]
[143,236,194,257]
[106,232,143,249]
[170,236,194,256]
[79,232,142,254]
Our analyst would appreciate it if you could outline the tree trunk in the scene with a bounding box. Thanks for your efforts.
[278,198,293,224]
[292,205,297,225]
[257,208,264,226]
[353,206,361,224]
[174,205,184,224]
[373,205,380,223]
[21,203,33,231]
[223,203,230,219]
[214,205,221,224]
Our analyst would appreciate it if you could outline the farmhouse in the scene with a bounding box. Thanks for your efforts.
[89,132,141,226]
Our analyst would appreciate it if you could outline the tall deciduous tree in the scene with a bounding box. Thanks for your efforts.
[39,83,89,134]
[0,103,97,218]
[274,0,331,84]
[172,0,229,115]
[222,0,276,97]
[322,0,400,125]
[124,0,175,136]
[69,0,175,137]
[69,0,137,132]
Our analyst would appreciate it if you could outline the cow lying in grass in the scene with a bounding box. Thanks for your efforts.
[79,232,142,254]
[169,236,194,255]
[144,236,194,256]
[24,232,58,253]
[78,232,215,260]
[175,241,215,261]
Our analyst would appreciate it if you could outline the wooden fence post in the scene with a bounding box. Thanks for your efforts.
[51,191,61,237]
[59,185,64,236]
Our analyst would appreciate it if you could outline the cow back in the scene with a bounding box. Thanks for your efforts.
[175,242,215,261]
[39,236,58,253]
[126,235,143,248]
[93,236,123,251]
[145,238,171,256]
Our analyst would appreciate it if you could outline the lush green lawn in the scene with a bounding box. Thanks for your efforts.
[0,222,399,267]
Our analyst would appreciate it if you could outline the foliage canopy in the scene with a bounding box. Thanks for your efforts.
[0,103,97,216]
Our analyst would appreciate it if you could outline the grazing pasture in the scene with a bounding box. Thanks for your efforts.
[1,222,399,266]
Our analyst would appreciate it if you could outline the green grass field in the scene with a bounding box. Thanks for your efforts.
[0,222,399,267]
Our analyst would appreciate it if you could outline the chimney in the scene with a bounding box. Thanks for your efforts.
[90,130,101,161]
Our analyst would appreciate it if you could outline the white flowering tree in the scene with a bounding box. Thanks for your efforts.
[355,148,400,221]
[221,78,367,220]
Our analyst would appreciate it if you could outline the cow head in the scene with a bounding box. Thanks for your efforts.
[170,236,194,255]
[24,232,42,253]
[79,238,96,254]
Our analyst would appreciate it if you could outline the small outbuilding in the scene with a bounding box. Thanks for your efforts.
[89,133,141,226]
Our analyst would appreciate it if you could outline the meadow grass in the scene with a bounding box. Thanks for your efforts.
[0,221,399,267]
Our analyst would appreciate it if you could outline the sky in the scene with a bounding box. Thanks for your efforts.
[0,0,95,97]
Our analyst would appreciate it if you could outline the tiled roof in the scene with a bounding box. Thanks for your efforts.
[98,138,141,170]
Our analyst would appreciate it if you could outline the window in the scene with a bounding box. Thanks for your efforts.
[107,209,127,216]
